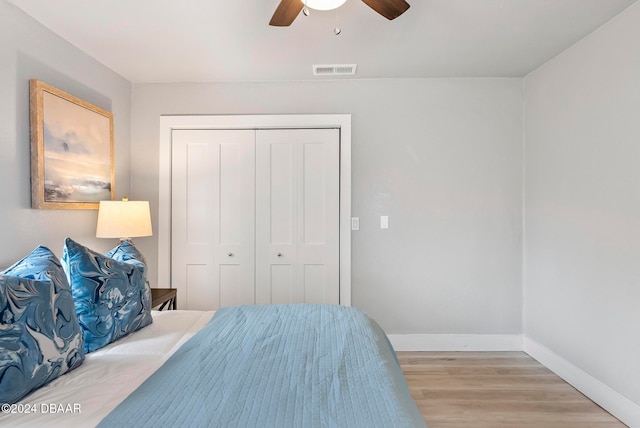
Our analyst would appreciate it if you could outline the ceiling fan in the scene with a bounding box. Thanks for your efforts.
[269,0,410,26]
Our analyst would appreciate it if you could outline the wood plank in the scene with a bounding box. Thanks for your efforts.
[397,351,627,428]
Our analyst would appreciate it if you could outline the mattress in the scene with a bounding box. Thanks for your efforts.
[0,310,214,428]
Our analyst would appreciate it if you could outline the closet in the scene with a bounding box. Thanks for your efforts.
[170,128,340,310]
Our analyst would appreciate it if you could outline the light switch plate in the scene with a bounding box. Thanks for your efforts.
[351,217,360,231]
[380,216,389,229]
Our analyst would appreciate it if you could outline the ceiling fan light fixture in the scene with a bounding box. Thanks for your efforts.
[269,0,409,27]
[303,0,348,11]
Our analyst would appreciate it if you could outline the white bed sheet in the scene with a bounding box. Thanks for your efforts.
[0,310,215,428]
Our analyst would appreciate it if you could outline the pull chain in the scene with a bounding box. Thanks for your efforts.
[334,10,341,35]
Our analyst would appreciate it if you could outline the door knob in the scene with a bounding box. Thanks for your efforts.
[277,253,282,257]
[228,253,233,257]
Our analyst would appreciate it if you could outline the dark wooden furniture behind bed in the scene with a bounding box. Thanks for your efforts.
[151,288,176,310]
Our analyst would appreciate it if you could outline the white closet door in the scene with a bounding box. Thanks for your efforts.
[171,129,255,310]
[255,129,340,304]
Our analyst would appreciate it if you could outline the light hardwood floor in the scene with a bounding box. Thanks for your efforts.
[397,351,627,428]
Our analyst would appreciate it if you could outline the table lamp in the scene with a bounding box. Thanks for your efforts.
[96,197,152,241]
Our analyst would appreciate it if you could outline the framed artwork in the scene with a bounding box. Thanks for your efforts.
[30,79,114,209]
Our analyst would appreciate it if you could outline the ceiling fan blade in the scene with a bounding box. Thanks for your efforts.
[269,0,304,26]
[361,0,410,20]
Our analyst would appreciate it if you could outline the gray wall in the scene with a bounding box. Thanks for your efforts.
[0,1,132,266]
[524,2,640,406]
[3,0,638,418]
[131,78,524,334]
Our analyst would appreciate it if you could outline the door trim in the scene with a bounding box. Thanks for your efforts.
[159,114,352,306]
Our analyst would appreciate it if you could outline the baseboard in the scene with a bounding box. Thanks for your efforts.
[387,333,523,351]
[523,337,640,428]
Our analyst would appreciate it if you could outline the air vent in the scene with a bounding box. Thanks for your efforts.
[313,64,357,76]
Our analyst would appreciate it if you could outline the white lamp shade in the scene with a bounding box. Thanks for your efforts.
[304,0,347,11]
[96,200,152,239]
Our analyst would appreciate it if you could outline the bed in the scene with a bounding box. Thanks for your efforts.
[0,241,426,427]
[1,306,426,427]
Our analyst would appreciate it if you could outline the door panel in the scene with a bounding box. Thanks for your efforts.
[186,264,212,310]
[172,129,255,309]
[269,143,295,244]
[219,142,244,244]
[270,264,296,304]
[302,141,327,244]
[256,129,340,304]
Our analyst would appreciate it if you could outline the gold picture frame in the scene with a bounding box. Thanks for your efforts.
[30,80,114,209]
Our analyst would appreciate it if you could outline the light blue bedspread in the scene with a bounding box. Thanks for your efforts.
[99,304,427,427]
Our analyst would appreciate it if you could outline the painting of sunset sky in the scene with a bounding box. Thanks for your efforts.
[42,91,112,203]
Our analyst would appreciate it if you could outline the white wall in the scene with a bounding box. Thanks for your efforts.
[131,78,524,334]
[524,0,640,415]
[0,1,132,266]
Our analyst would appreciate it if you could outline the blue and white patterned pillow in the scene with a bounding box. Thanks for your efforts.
[61,238,152,353]
[106,240,147,269]
[0,246,84,404]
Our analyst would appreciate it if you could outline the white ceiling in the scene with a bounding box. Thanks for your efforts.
[8,0,637,82]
